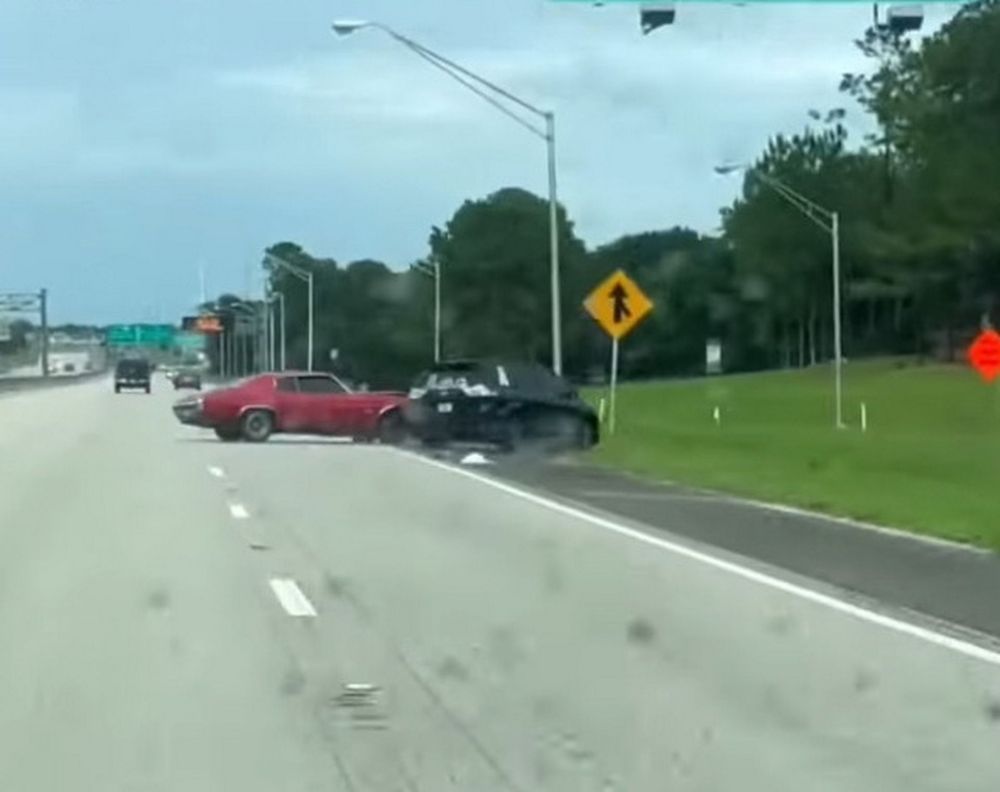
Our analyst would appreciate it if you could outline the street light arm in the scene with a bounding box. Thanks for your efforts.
[400,41,547,140]
[755,171,835,232]
[375,24,549,120]
[264,253,312,282]
[340,22,550,139]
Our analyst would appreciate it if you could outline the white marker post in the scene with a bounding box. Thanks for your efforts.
[861,401,867,433]
[609,338,620,435]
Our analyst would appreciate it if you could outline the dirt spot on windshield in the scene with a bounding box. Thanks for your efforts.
[146,588,171,611]
[323,574,350,600]
[766,613,795,636]
[627,618,656,646]
[985,699,1000,722]
[436,655,470,682]
[281,667,307,697]
[489,626,525,672]
[853,668,879,694]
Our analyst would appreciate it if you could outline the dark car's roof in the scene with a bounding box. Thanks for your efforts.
[416,359,576,400]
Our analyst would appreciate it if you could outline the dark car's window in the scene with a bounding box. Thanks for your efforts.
[116,360,149,377]
[276,376,298,393]
[425,363,498,391]
[507,363,574,399]
[295,375,345,394]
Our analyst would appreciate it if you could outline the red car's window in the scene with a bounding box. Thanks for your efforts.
[295,375,346,394]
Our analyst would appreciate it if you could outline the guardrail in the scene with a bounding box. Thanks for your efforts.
[0,368,110,395]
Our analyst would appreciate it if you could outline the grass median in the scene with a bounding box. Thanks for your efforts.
[584,358,1000,549]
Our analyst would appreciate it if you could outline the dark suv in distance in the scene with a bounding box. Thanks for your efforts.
[114,358,152,394]
[403,359,599,451]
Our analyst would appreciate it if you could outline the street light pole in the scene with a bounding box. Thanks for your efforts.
[275,291,286,371]
[434,257,441,364]
[545,112,562,376]
[715,164,845,429]
[332,20,563,375]
[414,260,442,363]
[264,253,314,372]
[831,210,843,429]
[307,273,314,371]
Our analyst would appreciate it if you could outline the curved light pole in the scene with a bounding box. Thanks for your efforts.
[264,252,314,371]
[413,258,441,363]
[331,20,563,376]
[716,163,844,429]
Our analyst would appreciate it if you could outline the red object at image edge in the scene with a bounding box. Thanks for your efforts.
[968,329,1000,382]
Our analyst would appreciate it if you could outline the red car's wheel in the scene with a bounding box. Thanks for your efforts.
[377,410,407,445]
[241,410,274,442]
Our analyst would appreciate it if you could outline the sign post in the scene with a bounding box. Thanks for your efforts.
[609,335,620,434]
[583,269,654,434]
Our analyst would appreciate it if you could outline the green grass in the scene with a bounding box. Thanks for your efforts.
[584,359,1000,549]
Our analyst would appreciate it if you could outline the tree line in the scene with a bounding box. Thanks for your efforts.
[202,3,999,389]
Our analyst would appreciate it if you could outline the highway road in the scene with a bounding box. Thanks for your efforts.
[2,375,999,791]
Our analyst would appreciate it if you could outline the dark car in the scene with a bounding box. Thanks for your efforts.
[172,369,202,390]
[172,371,408,443]
[403,359,599,451]
[114,358,151,394]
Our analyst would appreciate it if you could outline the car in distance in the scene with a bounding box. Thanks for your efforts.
[114,358,152,394]
[404,359,599,451]
[172,369,202,390]
[172,371,408,443]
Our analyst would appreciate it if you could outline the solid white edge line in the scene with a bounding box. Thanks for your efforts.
[401,450,1000,668]
[619,469,988,555]
[228,502,249,520]
[269,578,317,617]
[732,496,991,555]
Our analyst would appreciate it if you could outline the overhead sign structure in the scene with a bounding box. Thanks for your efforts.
[583,269,654,435]
[195,314,223,334]
[175,332,206,351]
[106,324,176,347]
[968,329,1000,382]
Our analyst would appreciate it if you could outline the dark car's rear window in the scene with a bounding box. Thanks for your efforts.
[116,360,149,377]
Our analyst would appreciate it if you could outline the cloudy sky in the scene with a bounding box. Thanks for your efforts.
[0,0,958,323]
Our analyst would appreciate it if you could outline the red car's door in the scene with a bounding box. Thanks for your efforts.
[290,374,354,434]
[273,375,327,433]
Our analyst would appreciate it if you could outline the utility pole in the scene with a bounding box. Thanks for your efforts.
[39,288,49,378]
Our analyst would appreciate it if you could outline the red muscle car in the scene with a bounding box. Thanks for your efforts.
[172,371,408,443]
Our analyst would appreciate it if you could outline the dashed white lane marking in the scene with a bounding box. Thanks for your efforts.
[228,502,250,520]
[403,451,1000,668]
[269,578,317,617]
[208,466,225,478]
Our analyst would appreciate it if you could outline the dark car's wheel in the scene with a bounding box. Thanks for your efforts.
[376,410,407,445]
[241,410,274,442]
[214,426,241,442]
[501,415,525,452]
[114,385,121,394]
[574,416,597,449]
[549,411,595,452]
[145,385,151,394]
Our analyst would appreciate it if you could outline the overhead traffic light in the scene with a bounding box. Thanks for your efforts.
[640,3,676,34]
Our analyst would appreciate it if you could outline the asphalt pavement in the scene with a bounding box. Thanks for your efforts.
[2,375,1000,790]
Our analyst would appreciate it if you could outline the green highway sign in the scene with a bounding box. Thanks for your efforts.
[106,324,176,347]
[175,331,206,351]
